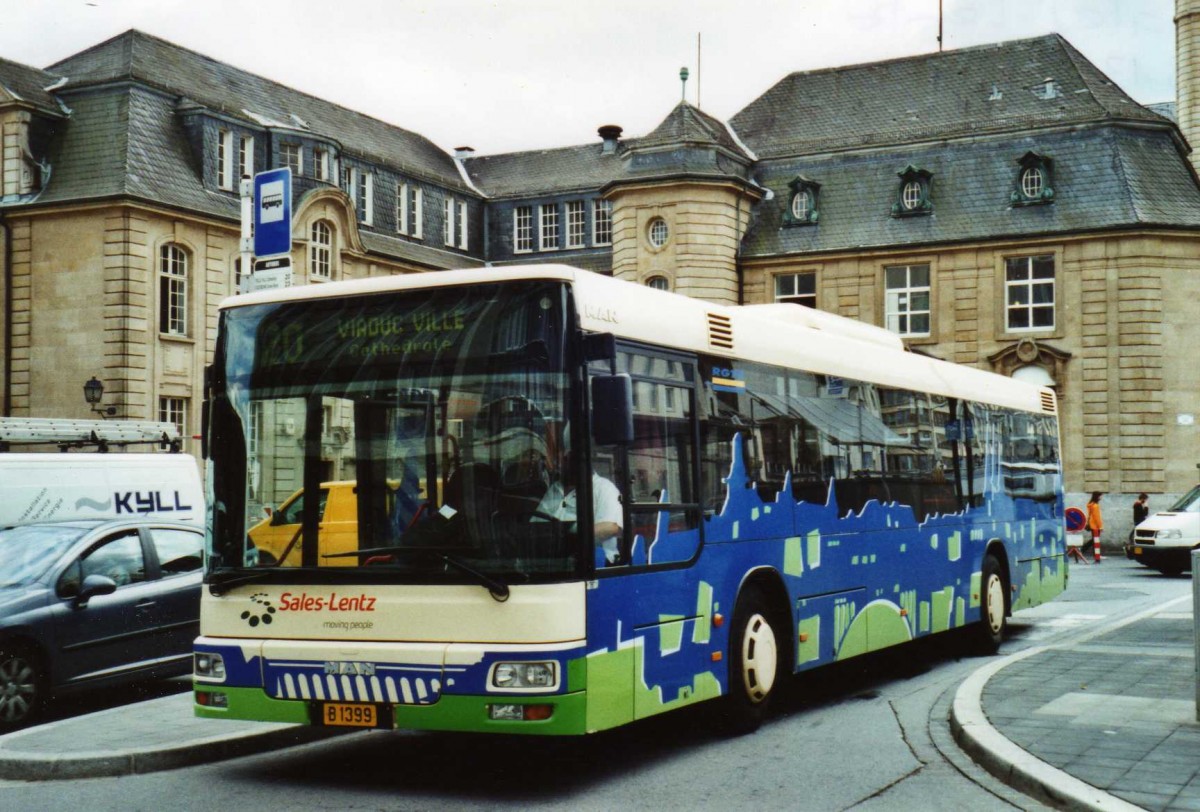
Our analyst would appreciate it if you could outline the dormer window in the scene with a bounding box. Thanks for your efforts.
[891,166,933,217]
[1011,152,1055,206]
[784,176,820,226]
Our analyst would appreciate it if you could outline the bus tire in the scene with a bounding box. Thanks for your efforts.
[970,554,1007,655]
[722,587,780,735]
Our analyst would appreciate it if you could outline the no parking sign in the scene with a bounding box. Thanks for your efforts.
[1064,506,1086,532]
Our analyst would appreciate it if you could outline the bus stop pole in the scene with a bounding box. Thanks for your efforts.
[1193,549,1200,721]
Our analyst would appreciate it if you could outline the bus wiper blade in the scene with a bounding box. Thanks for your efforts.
[206,570,273,596]
[438,553,510,602]
[323,546,510,602]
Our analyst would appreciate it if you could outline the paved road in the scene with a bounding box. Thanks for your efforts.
[0,559,1187,810]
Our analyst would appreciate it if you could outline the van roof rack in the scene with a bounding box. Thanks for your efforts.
[0,417,183,453]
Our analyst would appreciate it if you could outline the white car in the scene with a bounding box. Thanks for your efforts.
[1130,485,1200,575]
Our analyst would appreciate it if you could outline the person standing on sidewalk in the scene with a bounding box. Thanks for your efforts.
[1086,491,1104,562]
[1127,492,1149,559]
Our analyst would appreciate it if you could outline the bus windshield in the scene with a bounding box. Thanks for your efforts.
[208,280,578,584]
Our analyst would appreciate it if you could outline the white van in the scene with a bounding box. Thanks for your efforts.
[0,453,204,527]
[1129,485,1200,575]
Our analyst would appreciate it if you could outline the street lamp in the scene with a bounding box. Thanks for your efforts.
[83,376,116,417]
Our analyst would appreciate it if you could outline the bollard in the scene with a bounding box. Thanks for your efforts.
[1193,549,1200,722]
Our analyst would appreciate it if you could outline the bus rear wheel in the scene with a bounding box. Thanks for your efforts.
[970,554,1007,655]
[722,588,780,734]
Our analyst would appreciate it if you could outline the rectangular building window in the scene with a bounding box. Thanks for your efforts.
[396,182,409,235]
[593,199,613,245]
[774,272,817,309]
[159,244,189,336]
[457,200,468,249]
[159,396,187,439]
[217,129,234,191]
[444,198,456,247]
[567,200,586,248]
[1005,255,1055,331]
[351,171,372,225]
[281,143,302,176]
[884,264,931,337]
[238,135,254,180]
[313,148,329,181]
[341,165,353,197]
[539,204,559,251]
[514,206,533,253]
[410,186,423,238]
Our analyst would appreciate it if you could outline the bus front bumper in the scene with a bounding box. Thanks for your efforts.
[194,685,590,736]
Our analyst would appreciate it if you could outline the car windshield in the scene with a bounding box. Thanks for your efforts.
[0,524,88,586]
[208,280,579,583]
[1168,485,1200,513]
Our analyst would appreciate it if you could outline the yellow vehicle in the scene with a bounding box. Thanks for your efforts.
[248,481,362,567]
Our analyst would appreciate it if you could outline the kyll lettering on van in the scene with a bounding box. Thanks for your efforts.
[113,490,194,515]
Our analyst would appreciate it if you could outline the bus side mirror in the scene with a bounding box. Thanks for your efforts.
[592,374,633,446]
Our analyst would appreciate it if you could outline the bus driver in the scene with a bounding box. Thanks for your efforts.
[534,435,623,564]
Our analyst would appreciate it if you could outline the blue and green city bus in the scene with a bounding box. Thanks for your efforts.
[194,265,1066,734]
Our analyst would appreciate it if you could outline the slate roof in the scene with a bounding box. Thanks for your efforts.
[741,126,1200,258]
[46,30,468,191]
[464,142,628,199]
[731,34,1171,159]
[465,102,754,198]
[637,102,753,158]
[0,56,65,116]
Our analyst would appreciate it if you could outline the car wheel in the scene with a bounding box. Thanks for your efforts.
[970,554,1006,655]
[722,587,780,735]
[0,644,43,730]
[1158,564,1185,577]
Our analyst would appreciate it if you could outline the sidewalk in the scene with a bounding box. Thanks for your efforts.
[0,690,347,780]
[954,571,1200,812]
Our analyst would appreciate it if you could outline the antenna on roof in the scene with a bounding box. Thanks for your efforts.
[680,66,689,102]
[697,32,702,109]
[937,0,944,52]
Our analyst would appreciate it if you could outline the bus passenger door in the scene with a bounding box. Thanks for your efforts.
[589,348,710,722]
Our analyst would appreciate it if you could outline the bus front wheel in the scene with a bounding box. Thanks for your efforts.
[723,587,780,734]
[970,554,1007,655]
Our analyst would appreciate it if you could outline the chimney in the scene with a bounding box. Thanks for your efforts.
[1178,0,1200,175]
[454,146,475,159]
[598,125,623,155]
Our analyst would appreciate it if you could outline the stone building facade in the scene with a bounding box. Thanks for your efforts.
[3,10,1200,541]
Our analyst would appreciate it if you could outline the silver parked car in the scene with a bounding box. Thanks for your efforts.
[0,519,203,729]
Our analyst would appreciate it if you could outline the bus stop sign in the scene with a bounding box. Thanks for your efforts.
[253,168,292,258]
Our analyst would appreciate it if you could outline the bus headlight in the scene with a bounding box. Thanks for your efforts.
[194,652,226,681]
[489,661,558,691]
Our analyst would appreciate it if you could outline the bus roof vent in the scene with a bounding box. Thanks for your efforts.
[1040,390,1057,415]
[707,312,734,350]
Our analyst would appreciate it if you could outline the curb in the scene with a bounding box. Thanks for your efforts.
[0,697,356,781]
[949,646,1142,812]
[950,592,1193,812]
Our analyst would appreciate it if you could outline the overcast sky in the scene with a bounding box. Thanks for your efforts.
[0,0,1177,156]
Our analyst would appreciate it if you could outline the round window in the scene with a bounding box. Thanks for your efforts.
[647,217,669,248]
[791,190,810,220]
[1020,167,1044,199]
[901,181,924,210]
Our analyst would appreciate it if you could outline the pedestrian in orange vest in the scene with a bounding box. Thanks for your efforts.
[1086,491,1104,562]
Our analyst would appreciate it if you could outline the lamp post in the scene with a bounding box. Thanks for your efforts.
[83,376,116,418]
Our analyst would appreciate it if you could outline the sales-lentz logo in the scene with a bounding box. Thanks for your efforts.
[240,593,276,627]
[278,592,378,612]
